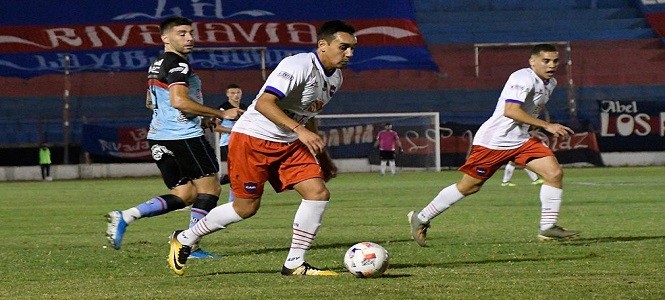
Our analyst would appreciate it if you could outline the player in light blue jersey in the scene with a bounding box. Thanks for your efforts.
[105,17,243,259]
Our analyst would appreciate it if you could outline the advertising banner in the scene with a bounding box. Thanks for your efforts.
[0,0,438,78]
[81,124,152,160]
[598,100,665,152]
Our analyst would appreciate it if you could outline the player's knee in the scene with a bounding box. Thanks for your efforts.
[209,184,222,197]
[541,166,563,182]
[302,186,330,201]
[173,186,198,205]
[232,198,261,218]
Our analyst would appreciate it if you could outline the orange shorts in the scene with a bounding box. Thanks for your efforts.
[458,138,554,180]
[227,132,323,199]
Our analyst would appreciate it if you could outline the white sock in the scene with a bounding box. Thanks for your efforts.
[539,185,562,231]
[284,199,328,269]
[177,202,243,246]
[525,168,539,181]
[502,163,515,182]
[389,160,396,174]
[380,161,387,174]
[417,184,464,223]
[121,208,141,224]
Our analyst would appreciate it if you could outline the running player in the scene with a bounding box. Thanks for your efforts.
[167,20,357,276]
[105,17,243,258]
[408,44,580,246]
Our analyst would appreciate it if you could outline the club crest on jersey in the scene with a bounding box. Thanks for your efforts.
[306,99,325,113]
[244,182,258,194]
[475,167,487,176]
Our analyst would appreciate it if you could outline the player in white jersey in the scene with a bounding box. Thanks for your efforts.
[168,20,357,276]
[408,44,580,246]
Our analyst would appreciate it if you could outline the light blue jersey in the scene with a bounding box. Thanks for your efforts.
[146,52,204,140]
[219,118,234,146]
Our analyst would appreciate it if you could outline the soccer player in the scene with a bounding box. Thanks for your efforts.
[212,83,247,202]
[501,161,543,186]
[374,123,403,176]
[167,20,357,276]
[105,17,243,258]
[408,44,580,246]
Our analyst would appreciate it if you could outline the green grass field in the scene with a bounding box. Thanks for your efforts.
[1,166,663,299]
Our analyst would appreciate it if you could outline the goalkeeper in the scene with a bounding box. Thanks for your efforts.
[374,122,403,176]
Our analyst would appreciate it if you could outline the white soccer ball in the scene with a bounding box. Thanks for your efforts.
[343,242,389,278]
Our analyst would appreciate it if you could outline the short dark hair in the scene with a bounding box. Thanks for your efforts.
[318,20,355,42]
[160,17,192,34]
[531,44,558,56]
[227,83,241,90]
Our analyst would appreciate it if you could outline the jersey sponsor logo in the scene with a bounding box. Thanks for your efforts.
[510,84,527,92]
[277,71,293,81]
[149,58,163,74]
[169,62,189,75]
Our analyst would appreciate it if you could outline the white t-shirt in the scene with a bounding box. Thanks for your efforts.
[473,67,556,149]
[233,52,343,142]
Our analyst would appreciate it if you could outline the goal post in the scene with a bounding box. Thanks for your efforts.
[316,112,441,172]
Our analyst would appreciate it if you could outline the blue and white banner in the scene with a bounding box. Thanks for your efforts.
[0,0,438,78]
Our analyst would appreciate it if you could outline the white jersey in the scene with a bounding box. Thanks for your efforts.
[473,68,556,149]
[233,52,343,142]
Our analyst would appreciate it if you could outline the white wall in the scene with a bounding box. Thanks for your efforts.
[2,152,664,181]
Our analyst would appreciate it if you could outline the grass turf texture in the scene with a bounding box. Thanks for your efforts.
[0,166,663,299]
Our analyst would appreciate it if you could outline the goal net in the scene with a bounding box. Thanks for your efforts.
[316,112,441,172]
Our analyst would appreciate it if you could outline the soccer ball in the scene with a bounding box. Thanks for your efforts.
[343,242,389,278]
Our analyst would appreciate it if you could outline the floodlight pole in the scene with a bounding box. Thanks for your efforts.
[63,54,71,164]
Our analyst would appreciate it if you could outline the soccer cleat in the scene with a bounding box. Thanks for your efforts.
[188,248,220,259]
[407,210,430,247]
[531,178,544,185]
[168,230,192,276]
[501,181,517,187]
[105,211,127,250]
[537,225,580,241]
[281,262,338,276]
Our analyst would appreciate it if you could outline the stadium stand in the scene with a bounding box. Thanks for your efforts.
[1,0,664,165]
[414,0,657,44]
